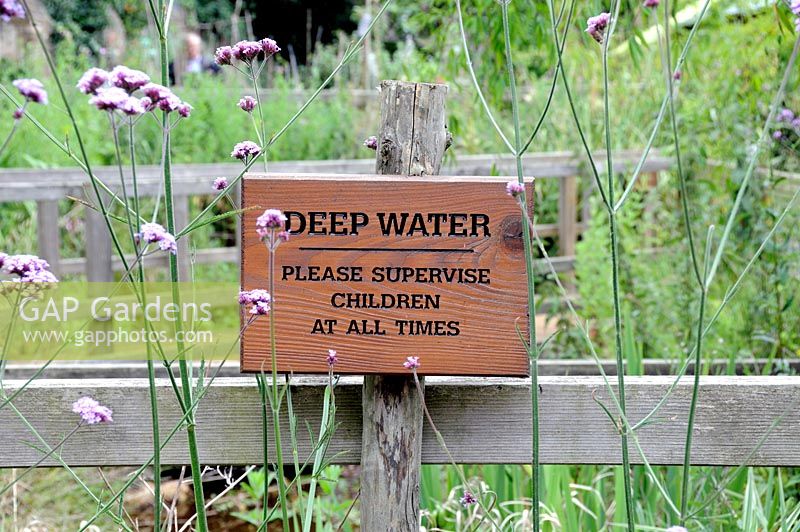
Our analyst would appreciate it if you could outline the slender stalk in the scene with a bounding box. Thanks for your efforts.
[266,232,291,530]
[249,64,269,172]
[128,120,163,529]
[0,103,26,157]
[598,3,635,529]
[257,373,270,526]
[153,1,207,528]
[499,3,539,528]
[454,0,514,153]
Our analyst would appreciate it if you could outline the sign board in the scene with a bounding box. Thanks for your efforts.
[240,174,532,376]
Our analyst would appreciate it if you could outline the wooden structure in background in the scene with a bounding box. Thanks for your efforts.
[0,150,671,282]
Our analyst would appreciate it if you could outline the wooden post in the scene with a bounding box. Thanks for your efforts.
[360,80,448,530]
[558,174,578,259]
[84,196,113,282]
[36,200,61,278]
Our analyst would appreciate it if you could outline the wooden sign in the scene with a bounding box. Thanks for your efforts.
[240,174,532,376]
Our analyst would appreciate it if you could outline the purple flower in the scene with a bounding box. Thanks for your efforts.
[277,230,290,242]
[135,222,177,254]
[177,102,192,118]
[0,253,6,269]
[792,0,800,15]
[12,107,23,120]
[0,0,24,21]
[778,108,795,122]
[140,96,154,112]
[792,117,800,130]
[77,68,109,95]
[72,396,113,425]
[238,96,257,113]
[673,69,682,81]
[238,289,271,305]
[231,140,262,162]
[773,130,784,140]
[403,356,420,370]
[256,209,287,238]
[2,254,50,275]
[89,87,129,112]
[586,12,611,43]
[249,301,271,315]
[643,0,659,7]
[506,181,525,197]
[260,38,281,55]
[119,96,146,116]
[141,82,173,102]
[459,491,478,507]
[18,269,58,283]
[665,527,688,532]
[13,78,47,105]
[327,349,338,367]
[109,65,150,93]
[214,46,234,65]
[156,94,182,113]
[213,177,228,191]
[363,135,378,150]
[232,40,263,62]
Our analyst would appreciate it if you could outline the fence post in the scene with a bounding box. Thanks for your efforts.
[84,196,113,282]
[360,80,448,530]
[36,200,61,278]
[558,174,578,259]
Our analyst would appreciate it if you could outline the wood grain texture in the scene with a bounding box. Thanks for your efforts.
[240,175,533,376]
[0,151,671,201]
[2,376,800,467]
[4,358,794,380]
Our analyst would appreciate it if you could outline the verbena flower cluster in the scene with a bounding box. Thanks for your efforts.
[0,0,24,21]
[239,288,271,315]
[586,12,611,44]
[135,222,177,254]
[72,396,113,425]
[12,78,48,105]
[238,96,257,113]
[231,140,262,163]
[459,491,478,507]
[403,356,420,370]
[327,349,338,367]
[363,135,378,150]
[215,38,281,66]
[0,252,58,283]
[77,65,190,118]
[506,181,525,197]
[213,177,228,191]
[773,107,800,140]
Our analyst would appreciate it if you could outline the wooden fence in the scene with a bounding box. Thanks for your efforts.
[0,150,671,281]
[2,371,800,467]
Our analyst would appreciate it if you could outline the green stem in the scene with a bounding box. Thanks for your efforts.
[0,103,26,158]
[250,64,269,172]
[267,234,291,529]
[600,3,635,529]
[155,2,207,529]
[499,3,539,529]
[680,287,706,522]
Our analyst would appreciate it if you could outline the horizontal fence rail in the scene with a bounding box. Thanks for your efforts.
[1,375,799,467]
[3,358,796,380]
[0,150,672,280]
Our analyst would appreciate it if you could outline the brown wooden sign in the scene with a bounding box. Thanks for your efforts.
[240,174,532,376]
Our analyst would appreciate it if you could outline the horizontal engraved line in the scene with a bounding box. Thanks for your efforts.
[298,246,475,253]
